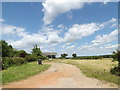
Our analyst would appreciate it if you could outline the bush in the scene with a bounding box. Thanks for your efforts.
[110,66,120,76]
[2,57,27,70]
[110,50,120,76]
[25,54,38,62]
[25,54,48,62]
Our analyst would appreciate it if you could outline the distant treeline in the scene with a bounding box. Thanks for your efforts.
[58,55,113,60]
[72,55,113,59]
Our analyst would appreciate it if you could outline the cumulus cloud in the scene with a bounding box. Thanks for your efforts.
[66,45,75,49]
[63,23,101,42]
[105,44,118,49]
[92,29,118,45]
[61,43,71,48]
[77,43,118,56]
[2,24,62,50]
[63,18,117,43]
[47,31,62,43]
[2,18,117,54]
[76,28,118,55]
[42,0,85,24]
[42,0,116,25]
[9,34,47,49]
[1,24,28,37]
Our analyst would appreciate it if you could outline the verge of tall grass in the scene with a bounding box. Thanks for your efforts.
[2,61,51,84]
[66,59,119,85]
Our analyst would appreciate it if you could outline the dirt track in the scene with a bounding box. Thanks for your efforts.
[3,63,118,88]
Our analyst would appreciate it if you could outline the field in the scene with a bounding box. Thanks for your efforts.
[2,58,119,86]
[2,62,51,84]
[43,58,119,85]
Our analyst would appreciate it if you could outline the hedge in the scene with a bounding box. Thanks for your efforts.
[2,57,27,70]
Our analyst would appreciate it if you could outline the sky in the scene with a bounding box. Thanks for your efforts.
[1,1,119,57]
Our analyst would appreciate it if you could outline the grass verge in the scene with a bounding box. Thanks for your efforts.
[65,59,119,85]
[2,61,51,84]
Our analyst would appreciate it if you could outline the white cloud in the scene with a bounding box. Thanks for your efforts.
[2,25,16,35]
[1,24,28,37]
[63,23,100,42]
[61,43,71,48]
[9,33,47,49]
[99,18,117,29]
[63,18,116,43]
[42,0,85,24]
[105,44,118,49]
[76,28,118,56]
[42,0,116,25]
[3,24,62,50]
[66,45,75,49]
[77,43,118,56]
[108,18,117,23]
[2,18,118,54]
[92,29,118,45]
[47,31,62,43]
[58,24,64,28]
[0,18,5,22]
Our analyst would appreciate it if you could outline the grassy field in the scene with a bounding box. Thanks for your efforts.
[2,61,51,84]
[44,58,119,85]
[2,59,119,85]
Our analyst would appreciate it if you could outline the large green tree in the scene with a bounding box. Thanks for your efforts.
[31,45,43,57]
[1,40,14,57]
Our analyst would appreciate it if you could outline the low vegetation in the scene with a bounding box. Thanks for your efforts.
[110,50,120,76]
[1,40,51,84]
[1,40,119,85]
[1,40,47,70]
[66,59,119,85]
[2,57,27,70]
[44,59,119,85]
[2,61,51,84]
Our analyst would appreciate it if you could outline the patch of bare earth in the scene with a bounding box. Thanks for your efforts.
[3,63,117,88]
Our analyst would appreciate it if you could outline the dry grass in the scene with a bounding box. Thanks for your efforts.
[44,58,119,84]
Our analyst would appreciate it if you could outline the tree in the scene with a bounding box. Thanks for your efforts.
[31,44,43,57]
[61,53,68,58]
[1,40,14,57]
[72,53,77,58]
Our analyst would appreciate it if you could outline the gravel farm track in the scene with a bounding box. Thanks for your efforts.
[3,63,118,88]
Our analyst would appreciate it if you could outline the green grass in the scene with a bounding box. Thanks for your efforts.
[2,61,51,84]
[44,59,119,85]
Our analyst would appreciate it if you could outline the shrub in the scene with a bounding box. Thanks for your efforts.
[110,50,120,76]
[2,57,27,70]
[25,54,48,62]
[110,66,120,76]
[25,54,38,62]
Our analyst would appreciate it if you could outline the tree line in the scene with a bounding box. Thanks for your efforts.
[60,53,113,59]
[1,40,47,70]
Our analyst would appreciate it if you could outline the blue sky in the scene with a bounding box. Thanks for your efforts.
[1,1,118,56]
